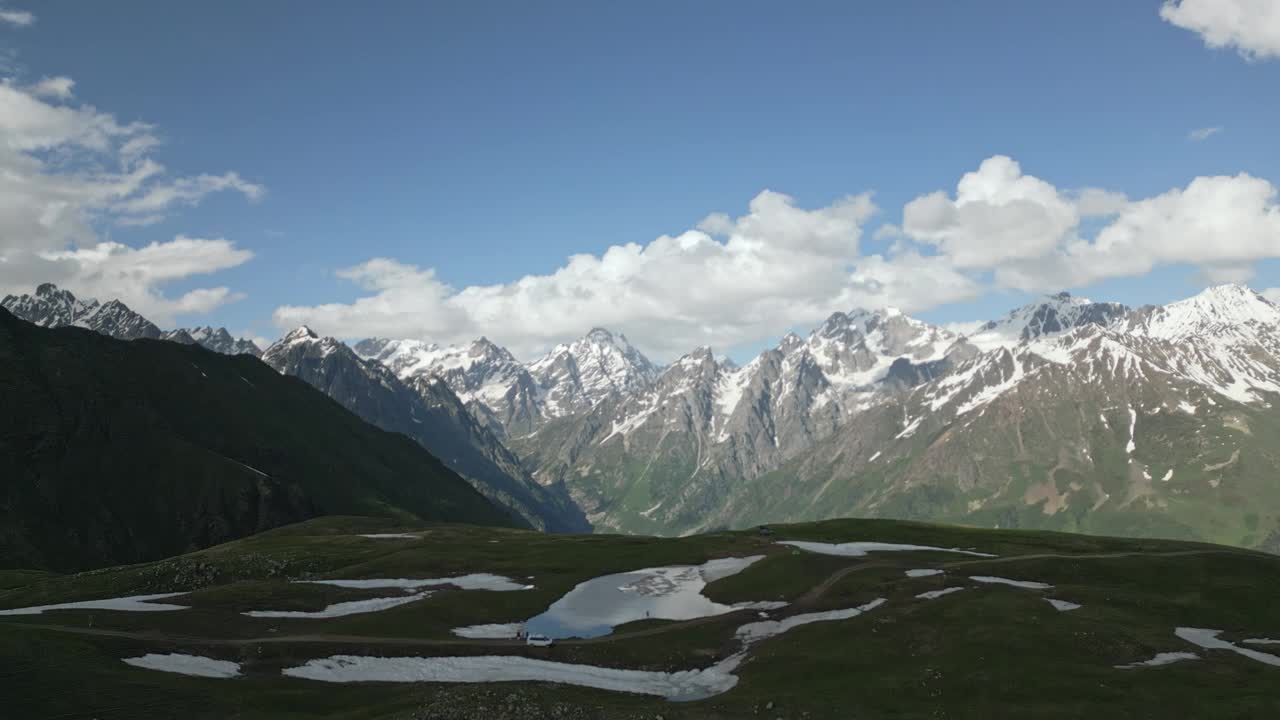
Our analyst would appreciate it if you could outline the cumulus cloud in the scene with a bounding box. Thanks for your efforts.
[1188,126,1222,141]
[278,154,1280,359]
[897,156,1280,294]
[0,7,33,27]
[28,75,73,99]
[0,72,260,322]
[1161,0,1280,60]
[902,156,1079,269]
[1194,264,1256,284]
[274,190,982,360]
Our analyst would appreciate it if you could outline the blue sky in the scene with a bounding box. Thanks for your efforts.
[1,1,1279,361]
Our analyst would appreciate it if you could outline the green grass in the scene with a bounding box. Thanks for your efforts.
[2,516,1278,719]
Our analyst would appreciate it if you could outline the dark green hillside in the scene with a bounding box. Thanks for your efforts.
[0,309,516,572]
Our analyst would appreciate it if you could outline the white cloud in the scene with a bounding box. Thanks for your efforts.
[1262,288,1280,304]
[901,156,1079,269]
[2,238,253,325]
[1195,264,1255,284]
[1188,126,1222,141]
[1161,0,1280,60]
[896,156,1280,294]
[0,73,260,322]
[278,155,1280,359]
[1073,188,1130,217]
[0,7,34,27]
[114,171,264,214]
[28,76,73,99]
[943,319,987,337]
[1040,173,1280,287]
[241,333,273,351]
[274,190,982,360]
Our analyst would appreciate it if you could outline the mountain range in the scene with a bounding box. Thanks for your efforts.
[352,285,1280,549]
[1,284,263,356]
[262,327,587,532]
[0,308,515,571]
[9,281,1280,550]
[0,284,585,533]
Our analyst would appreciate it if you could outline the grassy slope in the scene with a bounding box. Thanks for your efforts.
[2,516,1277,719]
[0,310,516,572]
[728,379,1280,551]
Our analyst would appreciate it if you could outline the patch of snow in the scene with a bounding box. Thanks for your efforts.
[868,450,882,462]
[451,623,524,639]
[916,587,966,600]
[969,576,1053,590]
[905,569,944,578]
[1161,469,1173,482]
[302,574,532,592]
[1126,406,1137,456]
[735,599,886,645]
[954,354,1027,417]
[523,556,765,639]
[1115,652,1199,669]
[0,592,189,616]
[699,556,765,583]
[894,415,923,440]
[1175,627,1280,667]
[1244,638,1280,646]
[283,653,742,702]
[357,533,419,539]
[244,592,431,619]
[1045,598,1081,612]
[600,404,657,443]
[779,541,995,558]
[713,366,749,418]
[123,653,241,678]
[1178,401,1197,415]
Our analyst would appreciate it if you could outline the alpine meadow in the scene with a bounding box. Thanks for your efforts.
[3,2,1280,718]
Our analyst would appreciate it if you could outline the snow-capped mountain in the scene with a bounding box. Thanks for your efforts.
[164,326,263,357]
[354,336,544,437]
[265,327,588,532]
[0,283,261,355]
[707,284,1280,551]
[528,328,659,418]
[1,283,162,340]
[963,291,1131,351]
[13,278,1280,548]
[509,308,971,533]
[355,327,658,438]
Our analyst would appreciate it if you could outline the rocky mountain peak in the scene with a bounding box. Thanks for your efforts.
[585,327,616,343]
[283,325,320,342]
[1130,283,1280,341]
[470,336,517,363]
[967,292,1130,350]
[528,327,658,417]
[778,332,805,353]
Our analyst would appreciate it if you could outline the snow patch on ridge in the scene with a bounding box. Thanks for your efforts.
[244,592,432,619]
[779,541,995,558]
[0,593,189,616]
[124,653,241,678]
